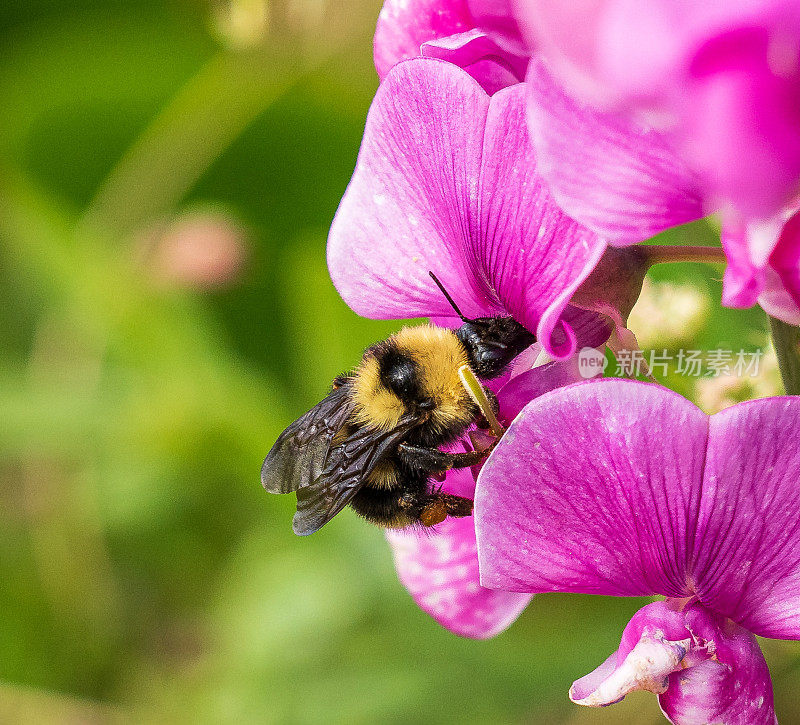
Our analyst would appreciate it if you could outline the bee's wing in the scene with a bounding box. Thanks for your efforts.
[292,418,415,536]
[261,385,353,495]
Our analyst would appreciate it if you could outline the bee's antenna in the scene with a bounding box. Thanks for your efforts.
[429,271,468,322]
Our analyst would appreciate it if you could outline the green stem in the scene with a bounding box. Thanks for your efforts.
[769,316,800,395]
[644,245,727,266]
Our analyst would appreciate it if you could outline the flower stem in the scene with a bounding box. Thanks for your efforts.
[769,316,800,395]
[643,245,727,266]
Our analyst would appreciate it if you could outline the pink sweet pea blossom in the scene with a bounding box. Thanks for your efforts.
[425,0,800,321]
[524,57,800,323]
[387,352,585,638]
[514,0,800,221]
[476,379,800,723]
[491,0,800,322]
[374,0,528,94]
[327,58,616,359]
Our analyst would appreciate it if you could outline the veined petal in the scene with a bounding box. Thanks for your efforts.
[695,397,800,639]
[328,60,608,357]
[478,380,800,642]
[476,380,708,596]
[478,82,609,356]
[328,60,489,321]
[525,59,704,246]
[573,600,777,725]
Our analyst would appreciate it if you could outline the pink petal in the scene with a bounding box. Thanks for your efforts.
[387,511,533,639]
[327,59,608,358]
[495,354,584,424]
[374,1,527,93]
[680,24,800,220]
[768,210,800,321]
[466,0,528,56]
[721,217,771,309]
[421,29,526,94]
[573,600,777,725]
[525,58,704,246]
[721,212,800,324]
[476,380,709,596]
[477,379,800,640]
[478,81,608,356]
[695,398,800,639]
[520,0,800,221]
[373,0,473,79]
[512,0,613,104]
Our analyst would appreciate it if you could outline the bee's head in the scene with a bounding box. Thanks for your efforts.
[455,317,536,379]
[427,271,535,379]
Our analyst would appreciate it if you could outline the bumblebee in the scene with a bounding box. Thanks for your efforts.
[261,274,535,535]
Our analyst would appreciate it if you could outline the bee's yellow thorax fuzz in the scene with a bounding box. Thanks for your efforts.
[350,325,474,433]
[395,325,474,431]
[351,355,406,431]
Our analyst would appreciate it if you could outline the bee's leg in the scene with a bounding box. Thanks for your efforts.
[350,474,425,528]
[396,441,496,474]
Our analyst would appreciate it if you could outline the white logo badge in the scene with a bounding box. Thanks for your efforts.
[577,347,607,378]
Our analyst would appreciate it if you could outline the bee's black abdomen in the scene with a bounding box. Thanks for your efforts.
[350,473,473,529]
[350,470,428,528]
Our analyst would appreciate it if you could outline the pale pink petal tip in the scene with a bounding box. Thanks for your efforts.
[721,211,800,324]
[573,601,777,725]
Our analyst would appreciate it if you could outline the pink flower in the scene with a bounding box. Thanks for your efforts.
[327,58,614,359]
[374,0,528,93]
[524,56,800,323]
[476,379,800,722]
[388,351,587,638]
[515,0,800,221]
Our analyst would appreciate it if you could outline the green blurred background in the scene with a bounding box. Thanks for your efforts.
[0,1,796,723]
